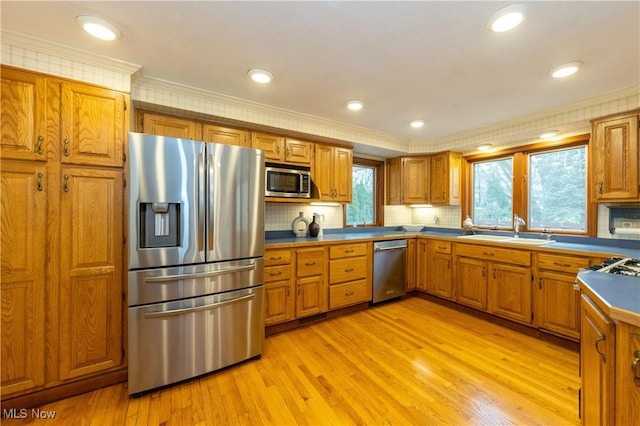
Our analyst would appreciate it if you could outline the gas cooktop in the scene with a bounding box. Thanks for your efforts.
[587,257,640,277]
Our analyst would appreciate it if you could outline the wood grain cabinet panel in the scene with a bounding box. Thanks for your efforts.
[0,67,48,161]
[61,82,126,167]
[295,247,327,318]
[264,249,294,325]
[580,294,615,426]
[58,168,123,380]
[406,239,417,290]
[0,161,47,395]
[488,263,532,325]
[430,151,461,205]
[138,111,201,140]
[590,111,639,202]
[202,124,250,147]
[402,157,430,204]
[314,145,352,202]
[284,139,312,165]
[455,256,488,310]
[427,240,452,299]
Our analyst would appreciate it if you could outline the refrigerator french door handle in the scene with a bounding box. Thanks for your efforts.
[198,152,205,252]
[143,263,257,283]
[143,293,256,318]
[208,150,215,252]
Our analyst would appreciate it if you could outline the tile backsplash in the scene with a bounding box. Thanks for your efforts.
[265,204,344,232]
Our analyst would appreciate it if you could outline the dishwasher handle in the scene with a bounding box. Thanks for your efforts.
[375,245,406,252]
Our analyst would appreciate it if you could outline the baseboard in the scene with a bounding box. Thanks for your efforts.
[1,369,128,410]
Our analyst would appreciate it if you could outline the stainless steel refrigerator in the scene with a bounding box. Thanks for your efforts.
[126,132,265,395]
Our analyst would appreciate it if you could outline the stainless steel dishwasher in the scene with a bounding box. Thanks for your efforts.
[372,240,407,303]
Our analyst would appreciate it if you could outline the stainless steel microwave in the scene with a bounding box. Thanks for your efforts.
[265,164,311,198]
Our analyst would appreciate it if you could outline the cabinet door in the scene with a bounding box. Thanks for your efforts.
[139,111,201,140]
[488,263,532,324]
[406,239,417,290]
[314,144,334,200]
[581,294,615,426]
[591,113,639,201]
[537,271,580,339]
[284,139,312,165]
[59,168,123,380]
[415,239,429,292]
[0,162,46,395]
[615,323,640,426]
[265,280,295,325]
[455,257,487,310]
[430,152,461,205]
[430,253,452,299]
[202,124,250,147]
[60,82,126,167]
[0,67,48,161]
[333,147,352,202]
[296,275,326,318]
[402,157,429,203]
[386,158,402,205]
[252,133,284,161]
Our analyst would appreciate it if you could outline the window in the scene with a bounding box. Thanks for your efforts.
[344,158,384,227]
[465,136,592,235]
[472,157,513,227]
[528,146,587,231]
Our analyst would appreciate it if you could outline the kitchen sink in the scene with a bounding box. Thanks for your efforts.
[457,235,555,245]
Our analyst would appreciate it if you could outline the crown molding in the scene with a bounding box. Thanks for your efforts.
[1,29,141,75]
[133,75,408,152]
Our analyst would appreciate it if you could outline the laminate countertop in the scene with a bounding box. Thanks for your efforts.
[577,271,640,325]
[266,228,640,258]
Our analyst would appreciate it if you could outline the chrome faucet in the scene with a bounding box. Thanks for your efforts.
[514,214,526,237]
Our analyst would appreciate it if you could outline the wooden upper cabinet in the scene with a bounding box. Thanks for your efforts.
[251,132,312,165]
[61,82,127,167]
[430,151,461,205]
[386,157,402,205]
[314,144,352,202]
[0,161,47,395]
[0,67,48,161]
[284,139,312,165]
[202,124,250,147]
[402,157,430,204]
[590,111,639,202]
[251,132,284,161]
[137,111,201,140]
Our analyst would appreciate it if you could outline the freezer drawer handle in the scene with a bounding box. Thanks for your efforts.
[375,245,405,252]
[143,293,256,318]
[143,263,256,283]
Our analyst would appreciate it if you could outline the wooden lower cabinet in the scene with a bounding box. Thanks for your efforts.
[295,247,327,318]
[264,249,295,325]
[406,239,417,290]
[487,263,532,325]
[454,256,488,310]
[416,239,428,292]
[328,243,371,309]
[1,161,47,395]
[426,240,452,299]
[616,322,640,426]
[580,294,615,426]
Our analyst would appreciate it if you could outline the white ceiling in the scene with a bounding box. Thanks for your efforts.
[2,1,639,146]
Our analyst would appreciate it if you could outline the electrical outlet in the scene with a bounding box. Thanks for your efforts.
[621,220,633,228]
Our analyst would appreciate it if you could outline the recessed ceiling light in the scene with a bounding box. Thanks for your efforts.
[77,15,121,41]
[346,100,364,111]
[550,61,582,78]
[409,120,425,128]
[248,68,273,84]
[486,4,527,33]
[540,131,558,139]
[477,144,493,151]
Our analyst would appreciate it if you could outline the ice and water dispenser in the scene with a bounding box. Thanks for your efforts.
[139,202,181,248]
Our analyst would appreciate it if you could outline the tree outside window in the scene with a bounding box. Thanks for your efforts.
[344,159,384,227]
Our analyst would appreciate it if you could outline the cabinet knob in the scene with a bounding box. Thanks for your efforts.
[598,181,604,195]
[63,174,70,192]
[63,138,70,157]
[36,172,44,192]
[36,135,44,154]
[633,350,640,385]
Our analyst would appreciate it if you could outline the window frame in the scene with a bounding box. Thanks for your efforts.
[343,157,385,227]
[462,134,597,236]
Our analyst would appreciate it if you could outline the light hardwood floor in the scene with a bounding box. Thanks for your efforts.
[2,297,580,425]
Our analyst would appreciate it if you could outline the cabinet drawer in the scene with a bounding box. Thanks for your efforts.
[428,240,451,254]
[329,243,368,259]
[329,257,368,284]
[537,253,591,273]
[296,248,324,277]
[455,243,530,266]
[329,279,370,309]
[265,249,291,266]
[265,265,291,283]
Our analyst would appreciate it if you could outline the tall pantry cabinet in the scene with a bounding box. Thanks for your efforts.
[0,66,129,402]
